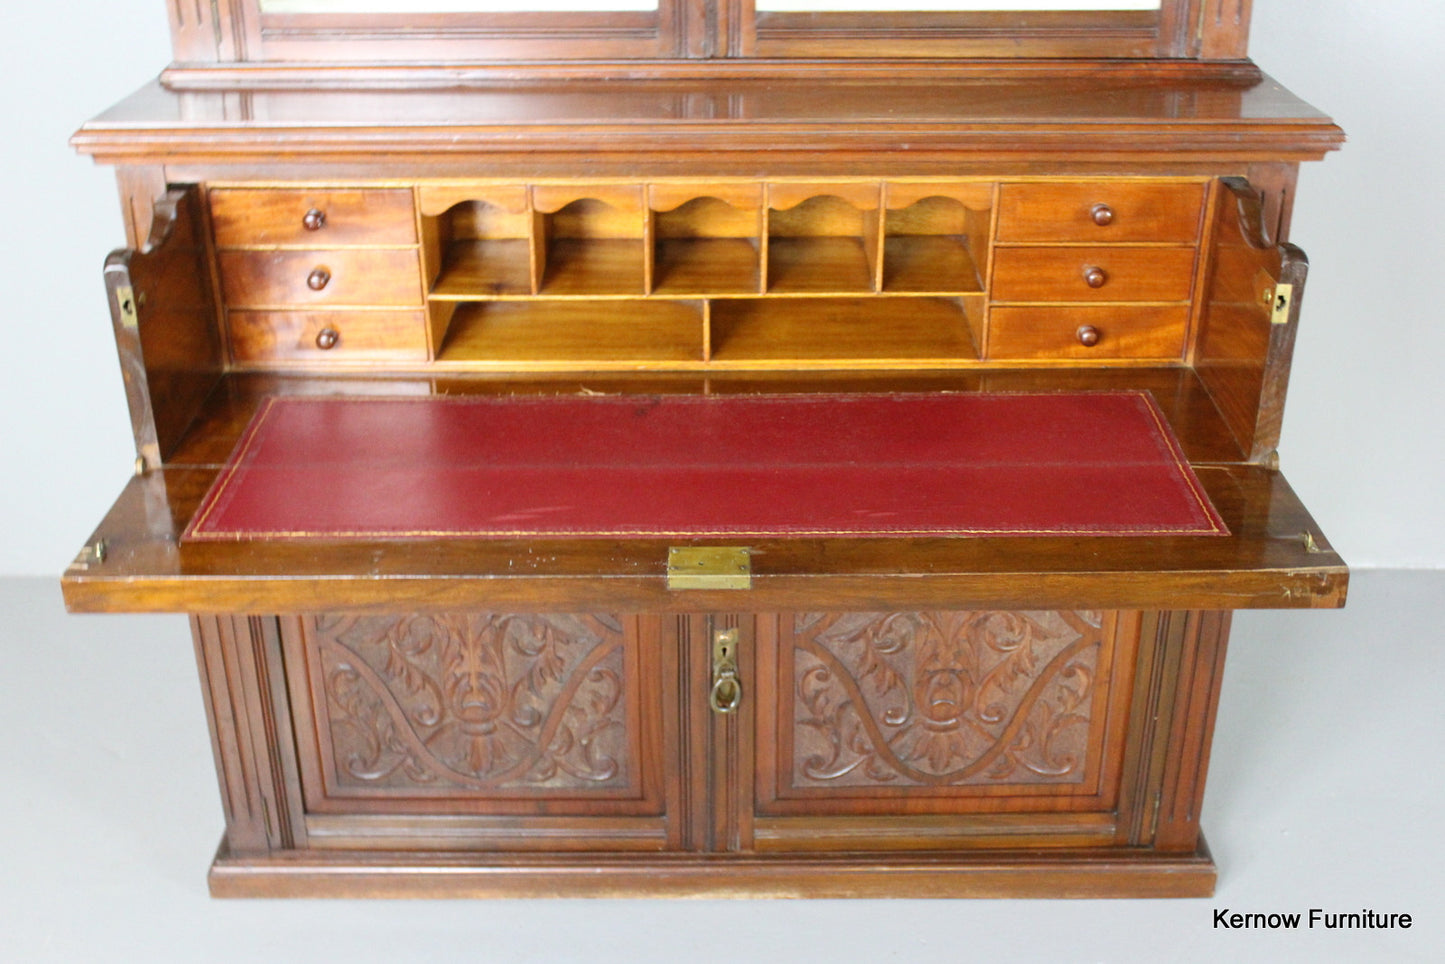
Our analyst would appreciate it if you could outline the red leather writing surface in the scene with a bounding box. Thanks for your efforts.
[184,392,1226,541]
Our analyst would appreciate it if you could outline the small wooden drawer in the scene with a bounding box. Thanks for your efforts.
[210,188,417,248]
[996,182,1205,243]
[219,249,423,308]
[991,246,1196,303]
[227,311,429,363]
[988,305,1189,360]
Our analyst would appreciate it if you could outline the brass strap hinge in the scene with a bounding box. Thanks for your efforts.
[667,547,752,590]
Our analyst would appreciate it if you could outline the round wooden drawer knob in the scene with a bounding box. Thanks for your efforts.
[1076,325,1102,347]
[315,327,340,350]
[1082,265,1108,288]
[306,267,332,291]
[1090,203,1115,226]
[302,208,327,231]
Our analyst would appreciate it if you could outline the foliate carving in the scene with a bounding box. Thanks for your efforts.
[309,613,631,792]
[791,611,1105,788]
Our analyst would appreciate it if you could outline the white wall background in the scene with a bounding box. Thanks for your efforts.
[1,0,1440,575]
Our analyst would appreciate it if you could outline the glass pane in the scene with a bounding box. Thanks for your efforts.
[757,1,1159,9]
[260,1,658,11]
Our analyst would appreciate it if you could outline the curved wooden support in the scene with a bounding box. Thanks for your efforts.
[103,186,222,468]
[1194,176,1309,464]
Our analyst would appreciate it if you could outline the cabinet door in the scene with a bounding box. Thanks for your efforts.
[282,612,676,851]
[749,610,1140,851]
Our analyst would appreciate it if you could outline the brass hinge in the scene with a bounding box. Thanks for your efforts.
[1269,282,1294,325]
[667,546,752,590]
[115,285,139,330]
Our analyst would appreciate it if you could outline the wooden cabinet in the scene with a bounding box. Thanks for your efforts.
[194,605,1229,892]
[64,1,1346,899]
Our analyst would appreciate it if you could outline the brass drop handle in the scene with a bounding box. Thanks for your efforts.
[315,327,340,350]
[1090,203,1115,226]
[1082,265,1108,289]
[1076,325,1101,347]
[307,267,332,291]
[710,627,742,714]
[302,208,327,231]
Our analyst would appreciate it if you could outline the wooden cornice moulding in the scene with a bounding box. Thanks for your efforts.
[158,57,1267,90]
[71,86,1345,168]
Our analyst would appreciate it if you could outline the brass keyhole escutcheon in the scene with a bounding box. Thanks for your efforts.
[710,627,742,714]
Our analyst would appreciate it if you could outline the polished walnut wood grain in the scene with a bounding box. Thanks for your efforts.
[226,310,429,363]
[996,181,1206,244]
[882,236,984,294]
[210,188,417,248]
[988,305,1188,361]
[653,238,761,296]
[105,186,223,466]
[219,249,424,308]
[709,297,978,365]
[292,614,661,809]
[436,301,704,368]
[991,247,1197,303]
[62,460,1344,616]
[73,0,1342,900]
[430,239,537,299]
[192,614,307,855]
[206,843,1219,898]
[763,611,1121,799]
[1194,177,1308,463]
[72,75,1345,171]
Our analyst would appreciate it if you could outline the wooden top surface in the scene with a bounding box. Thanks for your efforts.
[73,67,1343,169]
[61,370,1346,614]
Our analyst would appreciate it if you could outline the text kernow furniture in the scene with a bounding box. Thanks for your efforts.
[64,1,1346,898]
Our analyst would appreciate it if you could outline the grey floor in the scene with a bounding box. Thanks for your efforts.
[4,571,1441,962]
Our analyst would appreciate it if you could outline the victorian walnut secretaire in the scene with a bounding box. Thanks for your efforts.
[62,1,1346,898]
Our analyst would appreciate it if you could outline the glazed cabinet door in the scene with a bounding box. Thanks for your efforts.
[741,610,1148,852]
[278,612,678,852]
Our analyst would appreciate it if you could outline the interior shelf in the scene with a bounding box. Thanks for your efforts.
[883,235,983,293]
[436,300,704,367]
[654,238,760,295]
[710,296,979,365]
[431,239,533,299]
[767,237,874,294]
[539,238,648,296]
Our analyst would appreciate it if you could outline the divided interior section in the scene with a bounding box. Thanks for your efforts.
[428,188,535,299]
[651,184,763,296]
[417,180,996,369]
[709,297,980,366]
[766,183,881,294]
[435,300,706,369]
[534,186,648,297]
[882,183,991,295]
[209,179,1213,372]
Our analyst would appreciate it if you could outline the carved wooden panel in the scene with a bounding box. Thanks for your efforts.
[757,610,1137,815]
[293,613,661,815]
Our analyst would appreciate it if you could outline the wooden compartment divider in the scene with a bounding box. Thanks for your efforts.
[398,178,1212,370]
